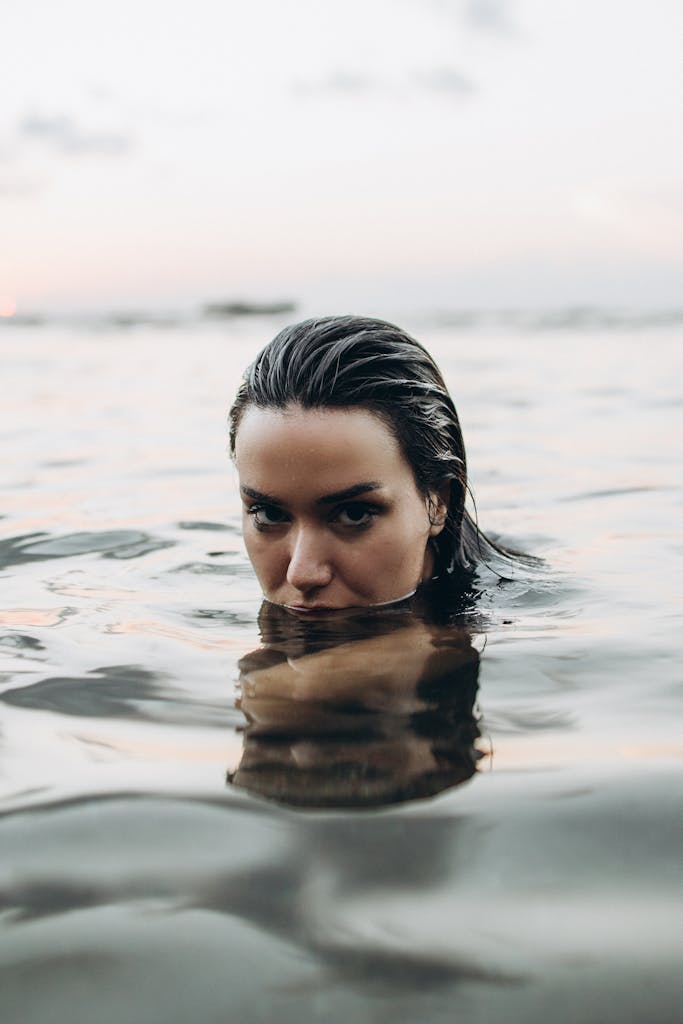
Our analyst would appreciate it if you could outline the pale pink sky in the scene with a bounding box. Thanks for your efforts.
[1,0,681,314]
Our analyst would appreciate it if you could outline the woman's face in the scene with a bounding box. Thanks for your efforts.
[234,404,445,611]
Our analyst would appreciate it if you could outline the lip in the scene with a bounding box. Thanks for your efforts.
[270,589,418,615]
[285,604,340,615]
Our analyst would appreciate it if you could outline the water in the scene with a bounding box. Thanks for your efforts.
[1,313,681,1022]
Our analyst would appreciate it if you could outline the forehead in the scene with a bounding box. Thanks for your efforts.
[234,405,413,489]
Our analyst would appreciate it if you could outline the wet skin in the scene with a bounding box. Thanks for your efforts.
[234,405,446,610]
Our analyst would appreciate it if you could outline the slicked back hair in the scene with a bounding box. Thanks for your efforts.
[229,315,493,576]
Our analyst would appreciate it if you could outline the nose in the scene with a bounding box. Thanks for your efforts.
[286,525,334,595]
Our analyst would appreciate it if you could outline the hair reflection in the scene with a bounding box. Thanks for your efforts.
[227,600,488,809]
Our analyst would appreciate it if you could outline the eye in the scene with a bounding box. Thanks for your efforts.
[247,504,289,528]
[334,503,378,529]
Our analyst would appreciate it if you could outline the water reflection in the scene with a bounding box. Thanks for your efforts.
[228,601,486,809]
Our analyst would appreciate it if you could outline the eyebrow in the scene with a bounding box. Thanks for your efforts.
[317,482,383,505]
[240,482,383,507]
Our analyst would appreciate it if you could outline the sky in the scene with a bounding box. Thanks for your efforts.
[1,0,682,314]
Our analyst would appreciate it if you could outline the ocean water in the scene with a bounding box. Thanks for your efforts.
[1,312,681,1023]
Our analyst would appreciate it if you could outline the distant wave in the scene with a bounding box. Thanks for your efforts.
[2,306,683,331]
[430,306,683,330]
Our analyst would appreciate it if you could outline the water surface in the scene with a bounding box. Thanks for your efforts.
[1,314,681,1023]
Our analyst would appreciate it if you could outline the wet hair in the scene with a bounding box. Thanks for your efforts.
[229,314,515,577]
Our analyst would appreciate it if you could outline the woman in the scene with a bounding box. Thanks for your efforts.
[229,314,518,614]
[227,315,515,807]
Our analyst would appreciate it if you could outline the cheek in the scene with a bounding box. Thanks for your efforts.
[343,524,429,585]
[242,528,284,584]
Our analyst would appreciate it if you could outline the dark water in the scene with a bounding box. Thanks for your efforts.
[1,317,681,1022]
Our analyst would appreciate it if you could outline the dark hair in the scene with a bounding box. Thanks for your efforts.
[229,315,514,576]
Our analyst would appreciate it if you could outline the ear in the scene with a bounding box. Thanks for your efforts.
[427,483,450,537]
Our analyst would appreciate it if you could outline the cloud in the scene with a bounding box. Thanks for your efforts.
[292,68,476,100]
[291,71,378,97]
[423,0,516,36]
[463,0,516,35]
[413,68,476,96]
[17,114,134,156]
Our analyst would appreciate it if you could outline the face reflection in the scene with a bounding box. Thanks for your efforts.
[234,405,445,611]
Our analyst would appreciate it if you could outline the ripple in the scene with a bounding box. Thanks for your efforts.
[0,633,45,651]
[177,520,237,532]
[171,561,251,576]
[0,665,166,719]
[561,485,674,502]
[485,708,575,733]
[0,664,236,727]
[0,608,74,628]
[40,458,88,469]
[192,608,257,627]
[0,531,175,568]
